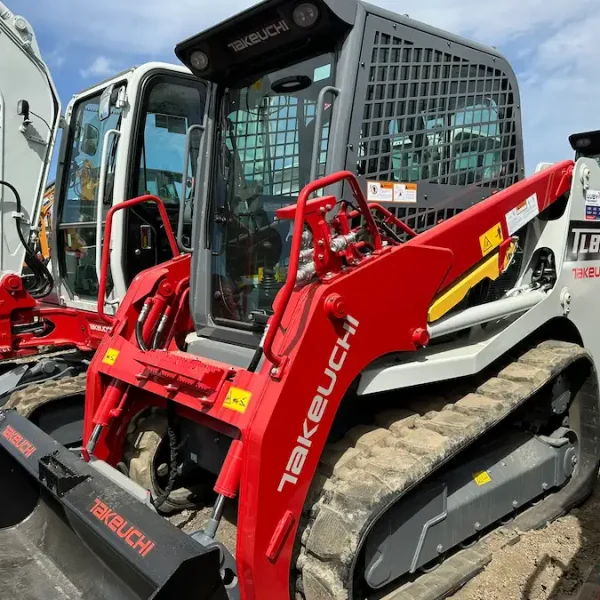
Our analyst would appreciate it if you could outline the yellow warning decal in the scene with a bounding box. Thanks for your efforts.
[102,348,120,366]
[428,253,500,322]
[223,387,253,414]
[473,470,492,486]
[479,223,504,257]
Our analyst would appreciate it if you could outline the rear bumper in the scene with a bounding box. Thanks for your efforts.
[0,409,227,600]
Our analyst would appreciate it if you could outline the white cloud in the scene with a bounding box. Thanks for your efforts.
[80,56,115,79]
[24,0,600,171]
[46,48,66,68]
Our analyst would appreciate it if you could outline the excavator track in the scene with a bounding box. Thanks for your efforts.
[3,372,87,418]
[295,340,596,600]
[0,348,80,371]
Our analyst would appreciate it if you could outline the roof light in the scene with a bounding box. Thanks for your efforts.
[190,50,209,72]
[575,138,592,149]
[292,3,320,28]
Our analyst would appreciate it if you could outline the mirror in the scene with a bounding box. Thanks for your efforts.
[17,99,30,118]
[99,83,115,122]
[81,123,99,156]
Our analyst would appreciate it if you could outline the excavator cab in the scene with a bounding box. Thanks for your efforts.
[0,50,210,443]
[54,65,207,312]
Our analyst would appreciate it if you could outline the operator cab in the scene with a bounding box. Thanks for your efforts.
[54,64,207,313]
[175,0,525,360]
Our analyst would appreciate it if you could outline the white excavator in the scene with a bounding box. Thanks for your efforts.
[0,1,208,445]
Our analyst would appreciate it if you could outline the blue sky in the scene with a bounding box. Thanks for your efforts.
[13,0,600,176]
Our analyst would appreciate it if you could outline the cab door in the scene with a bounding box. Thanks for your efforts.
[122,70,207,285]
[53,66,207,314]
[54,79,127,313]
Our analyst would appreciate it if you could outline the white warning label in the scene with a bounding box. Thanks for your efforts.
[367,181,417,203]
[367,181,394,202]
[505,194,539,235]
[393,183,417,203]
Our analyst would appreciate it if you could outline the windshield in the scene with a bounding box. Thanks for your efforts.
[211,53,336,325]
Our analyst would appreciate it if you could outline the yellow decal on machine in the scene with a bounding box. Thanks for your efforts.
[102,348,120,366]
[473,470,492,486]
[479,223,504,257]
[428,253,501,322]
[223,387,252,414]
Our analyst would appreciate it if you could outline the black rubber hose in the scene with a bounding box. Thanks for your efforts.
[135,319,149,352]
[152,403,178,511]
[0,180,54,298]
[375,217,404,244]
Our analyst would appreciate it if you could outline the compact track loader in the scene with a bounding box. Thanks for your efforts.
[0,1,209,444]
[2,1,599,600]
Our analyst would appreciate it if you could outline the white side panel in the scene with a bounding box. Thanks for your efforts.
[359,158,600,395]
[0,4,60,276]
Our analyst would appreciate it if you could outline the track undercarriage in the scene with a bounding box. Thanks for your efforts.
[294,339,599,600]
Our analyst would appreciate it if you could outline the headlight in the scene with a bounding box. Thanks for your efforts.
[292,3,320,28]
[190,50,209,72]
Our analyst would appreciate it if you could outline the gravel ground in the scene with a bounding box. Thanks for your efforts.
[449,480,600,600]
[166,483,600,600]
[168,501,238,555]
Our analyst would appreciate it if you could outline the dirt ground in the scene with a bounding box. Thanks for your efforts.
[168,501,238,555]
[449,479,600,600]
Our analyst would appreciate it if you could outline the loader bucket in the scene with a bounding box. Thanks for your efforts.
[0,410,228,600]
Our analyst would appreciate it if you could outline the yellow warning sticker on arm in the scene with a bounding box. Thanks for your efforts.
[223,387,252,414]
[473,470,492,486]
[479,223,504,257]
[102,348,120,366]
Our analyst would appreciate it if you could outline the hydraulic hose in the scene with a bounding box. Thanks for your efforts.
[0,180,54,298]
[135,319,149,352]
[152,403,178,511]
[135,299,152,352]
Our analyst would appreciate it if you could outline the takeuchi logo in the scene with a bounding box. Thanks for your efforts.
[227,20,290,53]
